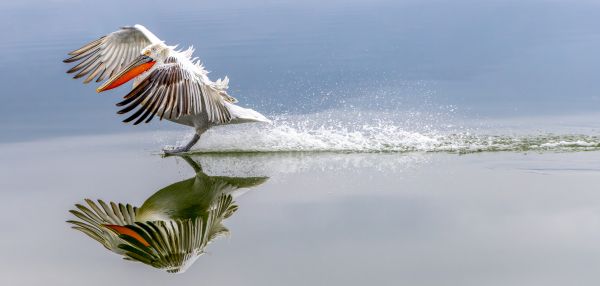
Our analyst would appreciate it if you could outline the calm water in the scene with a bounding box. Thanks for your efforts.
[1,0,600,284]
[2,0,600,142]
[2,138,600,285]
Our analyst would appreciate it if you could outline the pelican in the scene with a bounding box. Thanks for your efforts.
[64,25,270,154]
[67,156,268,273]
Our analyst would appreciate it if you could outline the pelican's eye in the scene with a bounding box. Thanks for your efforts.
[143,50,151,56]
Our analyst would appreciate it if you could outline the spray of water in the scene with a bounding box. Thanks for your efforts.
[154,111,600,154]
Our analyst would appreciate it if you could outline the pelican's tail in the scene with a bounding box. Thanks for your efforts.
[225,102,271,124]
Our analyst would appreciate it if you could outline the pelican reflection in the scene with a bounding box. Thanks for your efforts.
[67,156,268,273]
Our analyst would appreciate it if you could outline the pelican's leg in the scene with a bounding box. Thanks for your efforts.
[163,134,200,155]
[180,155,203,173]
[163,126,209,155]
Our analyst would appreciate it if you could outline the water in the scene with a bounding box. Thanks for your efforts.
[2,0,600,142]
[1,0,600,284]
[3,140,600,285]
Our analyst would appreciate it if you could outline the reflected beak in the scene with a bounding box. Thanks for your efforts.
[104,224,150,247]
[96,55,156,92]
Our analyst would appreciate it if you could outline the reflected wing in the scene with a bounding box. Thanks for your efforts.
[64,24,161,83]
[67,199,138,251]
[115,59,232,125]
[116,195,237,273]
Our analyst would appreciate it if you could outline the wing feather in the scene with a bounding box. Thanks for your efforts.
[64,25,161,84]
[116,60,232,125]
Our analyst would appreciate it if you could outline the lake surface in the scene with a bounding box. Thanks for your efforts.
[1,0,600,285]
[2,137,600,285]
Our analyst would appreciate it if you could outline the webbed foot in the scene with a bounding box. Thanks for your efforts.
[163,146,190,155]
[162,133,201,156]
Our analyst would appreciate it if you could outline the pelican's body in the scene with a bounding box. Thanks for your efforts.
[64,25,270,154]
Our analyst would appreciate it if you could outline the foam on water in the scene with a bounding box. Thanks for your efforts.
[156,112,600,154]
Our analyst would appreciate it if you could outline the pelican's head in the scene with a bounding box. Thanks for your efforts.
[96,42,168,93]
[141,42,170,61]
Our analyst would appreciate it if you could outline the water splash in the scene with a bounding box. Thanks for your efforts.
[157,113,600,154]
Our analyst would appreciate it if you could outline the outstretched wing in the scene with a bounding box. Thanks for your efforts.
[115,59,232,125]
[115,195,237,273]
[67,199,138,252]
[64,24,161,84]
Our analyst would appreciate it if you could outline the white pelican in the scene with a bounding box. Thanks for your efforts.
[64,24,270,154]
[68,156,268,273]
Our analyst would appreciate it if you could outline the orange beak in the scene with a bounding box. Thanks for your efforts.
[104,224,150,247]
[96,55,156,92]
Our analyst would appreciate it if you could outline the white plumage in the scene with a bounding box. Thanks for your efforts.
[64,24,270,154]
